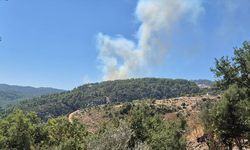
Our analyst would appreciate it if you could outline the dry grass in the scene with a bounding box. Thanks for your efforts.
[68,95,219,149]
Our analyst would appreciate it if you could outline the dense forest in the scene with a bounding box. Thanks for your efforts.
[0,84,64,107]
[13,78,199,120]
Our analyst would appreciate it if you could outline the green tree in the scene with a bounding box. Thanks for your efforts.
[210,85,249,149]
[0,109,39,150]
[128,104,186,150]
[211,41,250,90]
[204,41,250,150]
[148,119,186,150]
[44,117,88,149]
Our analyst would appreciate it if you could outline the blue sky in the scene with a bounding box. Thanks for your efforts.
[0,0,249,90]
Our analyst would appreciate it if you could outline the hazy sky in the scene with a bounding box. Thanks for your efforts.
[0,0,250,90]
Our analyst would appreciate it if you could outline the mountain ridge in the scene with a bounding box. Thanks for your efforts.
[14,78,200,120]
[0,83,65,107]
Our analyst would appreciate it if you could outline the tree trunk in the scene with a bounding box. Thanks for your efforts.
[235,138,243,150]
[228,143,233,150]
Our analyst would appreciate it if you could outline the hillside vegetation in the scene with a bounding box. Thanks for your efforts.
[0,100,190,150]
[0,41,249,150]
[69,95,218,135]
[0,84,64,107]
[0,94,219,150]
[15,78,199,120]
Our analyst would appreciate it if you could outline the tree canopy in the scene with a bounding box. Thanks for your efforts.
[202,41,250,150]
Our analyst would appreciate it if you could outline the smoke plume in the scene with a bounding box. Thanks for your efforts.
[97,0,204,80]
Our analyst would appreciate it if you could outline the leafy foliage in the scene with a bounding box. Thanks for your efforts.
[202,41,250,149]
[0,103,187,150]
[0,110,88,150]
[129,104,186,150]
[45,117,88,148]
[211,41,250,90]
[211,85,249,147]
[0,110,39,149]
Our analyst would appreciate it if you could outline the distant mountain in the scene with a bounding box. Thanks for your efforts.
[16,78,200,120]
[0,84,65,107]
[192,79,214,89]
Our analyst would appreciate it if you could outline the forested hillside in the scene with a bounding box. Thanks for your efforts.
[0,42,249,150]
[0,84,64,107]
[15,78,199,120]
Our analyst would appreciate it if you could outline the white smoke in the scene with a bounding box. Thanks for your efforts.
[97,0,204,80]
